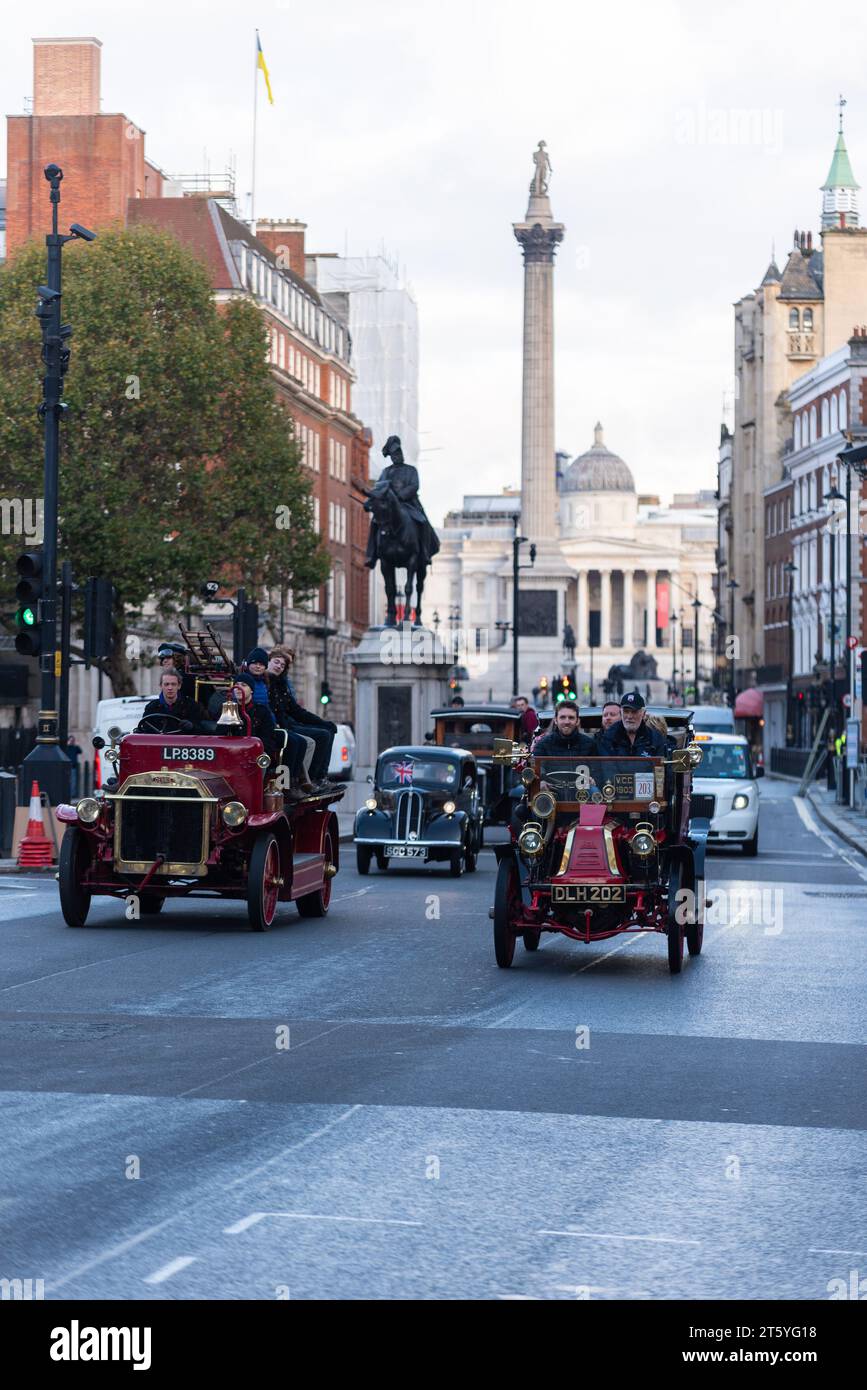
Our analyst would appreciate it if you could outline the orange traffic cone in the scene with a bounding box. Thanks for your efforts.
[18,781,54,867]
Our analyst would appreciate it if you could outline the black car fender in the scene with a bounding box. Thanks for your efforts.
[354,808,392,841]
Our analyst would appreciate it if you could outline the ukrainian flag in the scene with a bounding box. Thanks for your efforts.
[256,32,274,105]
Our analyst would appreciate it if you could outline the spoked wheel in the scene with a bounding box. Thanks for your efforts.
[297,828,335,918]
[58,827,92,929]
[523,929,541,952]
[356,845,372,875]
[248,833,281,931]
[139,895,165,915]
[493,856,519,968]
[667,860,685,974]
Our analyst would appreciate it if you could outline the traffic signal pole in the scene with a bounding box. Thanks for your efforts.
[20,167,94,806]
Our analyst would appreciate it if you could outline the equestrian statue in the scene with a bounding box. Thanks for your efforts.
[359,435,440,627]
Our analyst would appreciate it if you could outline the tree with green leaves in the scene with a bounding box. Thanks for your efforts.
[0,225,328,693]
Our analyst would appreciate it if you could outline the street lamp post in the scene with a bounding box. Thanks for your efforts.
[511,515,536,698]
[784,561,797,747]
[20,165,95,808]
[727,579,739,708]
[692,596,701,700]
[825,486,844,742]
[670,611,678,699]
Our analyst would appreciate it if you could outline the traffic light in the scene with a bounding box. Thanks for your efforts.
[83,577,115,666]
[232,590,259,662]
[319,681,332,707]
[14,551,43,656]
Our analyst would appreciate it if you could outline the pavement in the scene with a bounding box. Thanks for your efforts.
[803,779,867,860]
[1,777,866,1300]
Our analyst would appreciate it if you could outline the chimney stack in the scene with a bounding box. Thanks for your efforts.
[33,37,101,116]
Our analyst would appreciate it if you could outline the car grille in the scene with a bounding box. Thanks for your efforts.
[395,790,423,841]
[690,793,716,819]
[119,788,205,866]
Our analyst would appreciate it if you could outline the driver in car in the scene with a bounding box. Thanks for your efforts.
[139,668,207,732]
[532,701,596,755]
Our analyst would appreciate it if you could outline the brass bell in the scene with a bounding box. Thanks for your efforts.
[216,697,243,731]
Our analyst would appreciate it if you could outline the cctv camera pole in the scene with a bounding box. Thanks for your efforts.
[21,165,95,808]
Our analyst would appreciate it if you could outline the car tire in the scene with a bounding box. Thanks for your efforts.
[523,929,541,952]
[449,847,464,876]
[356,845,372,875]
[248,833,280,931]
[375,849,390,871]
[58,827,92,929]
[465,835,477,874]
[741,829,759,857]
[493,856,518,967]
[297,827,335,918]
[139,895,165,914]
[667,860,685,975]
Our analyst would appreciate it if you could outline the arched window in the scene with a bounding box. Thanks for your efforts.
[822,464,829,499]
[839,390,848,430]
[789,307,800,329]
[794,415,802,451]
[821,398,830,435]
[804,308,813,330]
[810,406,817,442]
[830,393,839,433]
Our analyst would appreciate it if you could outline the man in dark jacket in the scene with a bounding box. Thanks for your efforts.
[532,702,597,756]
[140,669,207,731]
[157,642,198,701]
[599,690,668,756]
[267,646,336,784]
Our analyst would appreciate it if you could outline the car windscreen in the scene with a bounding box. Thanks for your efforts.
[693,722,735,735]
[695,744,751,779]
[377,756,460,790]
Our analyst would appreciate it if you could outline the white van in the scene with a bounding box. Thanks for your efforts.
[328,723,356,781]
[91,694,155,788]
[690,732,763,855]
[690,704,736,736]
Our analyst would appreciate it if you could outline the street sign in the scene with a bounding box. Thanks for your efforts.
[842,693,852,709]
[847,635,858,650]
[846,718,859,770]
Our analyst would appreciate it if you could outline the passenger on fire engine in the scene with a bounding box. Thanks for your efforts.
[139,669,207,731]
[600,700,622,732]
[599,690,668,756]
[232,676,313,800]
[267,645,336,788]
[156,642,197,701]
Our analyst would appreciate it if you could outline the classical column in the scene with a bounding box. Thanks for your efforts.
[577,569,589,646]
[513,145,565,543]
[600,569,612,647]
[623,569,634,651]
[647,570,658,647]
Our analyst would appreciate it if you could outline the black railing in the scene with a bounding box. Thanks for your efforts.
[770,747,812,778]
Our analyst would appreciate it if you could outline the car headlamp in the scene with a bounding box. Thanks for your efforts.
[520,766,535,788]
[443,800,456,816]
[518,821,545,858]
[531,790,556,819]
[687,743,703,767]
[76,797,100,824]
[630,824,656,858]
[222,801,247,828]
[365,797,378,811]
[732,792,749,810]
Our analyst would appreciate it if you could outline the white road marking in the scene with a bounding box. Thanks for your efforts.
[333,887,373,902]
[177,1022,348,1100]
[224,1211,422,1233]
[571,932,644,975]
[143,1255,197,1284]
[808,1246,867,1256]
[794,796,867,883]
[539,1229,700,1246]
[47,1104,363,1292]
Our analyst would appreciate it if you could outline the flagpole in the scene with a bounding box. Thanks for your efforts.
[250,30,259,230]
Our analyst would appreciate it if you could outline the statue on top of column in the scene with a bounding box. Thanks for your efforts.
[530,140,552,195]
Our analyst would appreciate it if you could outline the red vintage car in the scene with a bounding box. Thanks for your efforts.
[56,628,342,931]
[491,711,709,974]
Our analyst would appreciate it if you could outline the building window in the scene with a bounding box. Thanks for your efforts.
[804,308,813,330]
[794,415,802,451]
[809,406,817,442]
[313,495,320,532]
[821,398,829,436]
[839,390,848,430]
[337,568,346,621]
[789,308,800,329]
[830,393,839,433]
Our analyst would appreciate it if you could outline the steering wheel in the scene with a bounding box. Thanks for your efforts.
[137,713,193,734]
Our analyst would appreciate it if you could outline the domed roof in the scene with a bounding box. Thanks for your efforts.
[561,423,635,493]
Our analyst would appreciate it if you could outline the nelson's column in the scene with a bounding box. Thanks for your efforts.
[512,142,574,684]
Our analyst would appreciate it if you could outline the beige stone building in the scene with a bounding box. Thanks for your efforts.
[729,120,867,691]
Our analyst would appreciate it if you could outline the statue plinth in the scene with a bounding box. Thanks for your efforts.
[346,625,452,776]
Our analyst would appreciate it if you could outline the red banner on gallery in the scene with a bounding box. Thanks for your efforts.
[656,580,670,631]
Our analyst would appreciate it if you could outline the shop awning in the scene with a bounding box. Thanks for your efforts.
[734,688,764,718]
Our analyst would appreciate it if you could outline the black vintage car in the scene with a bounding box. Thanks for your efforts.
[354,745,485,876]
[429,705,526,826]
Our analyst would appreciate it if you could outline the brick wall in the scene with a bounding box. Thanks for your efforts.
[33,37,101,116]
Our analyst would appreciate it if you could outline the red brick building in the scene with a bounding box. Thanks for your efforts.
[5,36,371,719]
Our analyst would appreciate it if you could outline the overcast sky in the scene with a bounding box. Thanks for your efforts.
[3,0,865,524]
